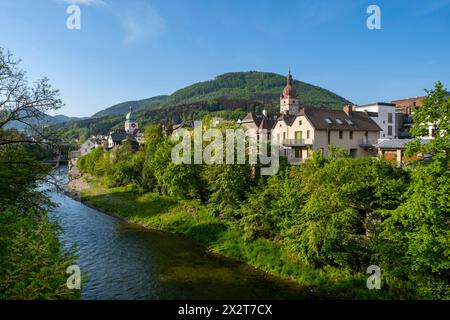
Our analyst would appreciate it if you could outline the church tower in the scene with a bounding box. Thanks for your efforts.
[280,70,299,115]
[124,106,138,133]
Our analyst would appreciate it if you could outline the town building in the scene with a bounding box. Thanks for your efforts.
[79,139,96,157]
[107,107,142,150]
[239,71,382,160]
[353,102,398,139]
[392,96,434,139]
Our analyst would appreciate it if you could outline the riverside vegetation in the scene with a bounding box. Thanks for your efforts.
[0,47,79,300]
[75,82,450,299]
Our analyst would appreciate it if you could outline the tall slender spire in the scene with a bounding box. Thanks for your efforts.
[287,69,293,86]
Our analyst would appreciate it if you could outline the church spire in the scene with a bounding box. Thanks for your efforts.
[280,69,299,115]
[287,69,293,86]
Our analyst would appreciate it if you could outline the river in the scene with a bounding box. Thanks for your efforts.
[47,166,311,300]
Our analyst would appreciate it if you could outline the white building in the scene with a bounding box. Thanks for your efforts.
[354,103,398,140]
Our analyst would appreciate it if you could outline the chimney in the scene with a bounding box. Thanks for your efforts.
[343,105,358,116]
[343,105,352,116]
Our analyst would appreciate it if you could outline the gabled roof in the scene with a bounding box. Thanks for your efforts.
[110,132,137,143]
[258,117,277,131]
[275,113,296,126]
[241,112,263,127]
[303,107,382,132]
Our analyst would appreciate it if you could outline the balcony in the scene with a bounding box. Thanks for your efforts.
[359,138,376,148]
[403,115,414,126]
[282,139,307,147]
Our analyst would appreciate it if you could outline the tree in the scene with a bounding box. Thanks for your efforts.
[141,123,164,191]
[0,47,62,148]
[0,48,79,299]
[286,154,407,270]
[407,81,450,160]
[379,82,450,298]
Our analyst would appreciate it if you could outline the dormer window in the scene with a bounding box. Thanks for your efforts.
[345,119,353,125]
[325,118,332,124]
[336,119,343,124]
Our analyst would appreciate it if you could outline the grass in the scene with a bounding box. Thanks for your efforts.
[76,177,393,299]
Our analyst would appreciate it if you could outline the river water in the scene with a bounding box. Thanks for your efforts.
[48,167,311,300]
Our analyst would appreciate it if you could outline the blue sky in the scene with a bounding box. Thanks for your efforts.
[1,0,449,117]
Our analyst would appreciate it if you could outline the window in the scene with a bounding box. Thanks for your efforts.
[283,132,286,140]
[295,131,302,140]
[349,131,353,139]
[388,125,393,136]
[306,130,310,139]
[336,119,343,124]
[299,120,302,125]
[339,131,343,139]
[345,119,353,125]
[388,113,393,123]
[327,131,331,144]
[325,118,332,124]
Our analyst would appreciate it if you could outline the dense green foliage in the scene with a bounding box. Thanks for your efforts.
[0,133,80,300]
[376,82,450,298]
[1,47,80,300]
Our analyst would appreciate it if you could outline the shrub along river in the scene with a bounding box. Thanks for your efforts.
[48,166,312,300]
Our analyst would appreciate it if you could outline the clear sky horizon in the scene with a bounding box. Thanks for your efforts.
[1,0,449,117]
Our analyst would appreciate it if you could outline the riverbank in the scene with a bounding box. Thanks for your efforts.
[66,175,390,299]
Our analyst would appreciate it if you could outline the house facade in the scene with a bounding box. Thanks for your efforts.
[353,102,398,139]
[239,71,381,160]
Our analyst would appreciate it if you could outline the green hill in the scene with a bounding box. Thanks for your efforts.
[159,71,351,110]
[92,95,168,118]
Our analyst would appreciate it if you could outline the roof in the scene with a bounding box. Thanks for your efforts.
[110,132,137,143]
[241,112,263,127]
[241,107,381,132]
[376,138,429,149]
[357,102,396,108]
[258,117,277,131]
[275,113,296,126]
[303,107,382,132]
[126,107,136,121]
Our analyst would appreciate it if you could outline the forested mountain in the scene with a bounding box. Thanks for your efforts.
[160,71,350,110]
[92,95,168,118]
